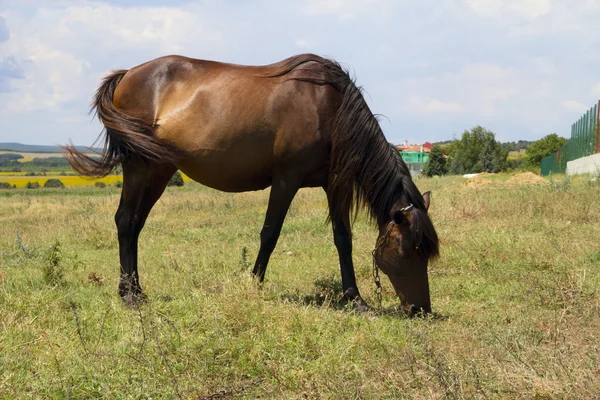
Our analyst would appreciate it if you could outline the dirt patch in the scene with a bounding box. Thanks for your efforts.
[507,172,548,186]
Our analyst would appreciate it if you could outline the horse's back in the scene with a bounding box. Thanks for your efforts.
[112,55,337,192]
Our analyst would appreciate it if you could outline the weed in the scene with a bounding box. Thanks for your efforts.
[239,245,250,271]
[15,230,35,257]
[43,240,64,286]
[549,174,570,192]
[88,271,104,286]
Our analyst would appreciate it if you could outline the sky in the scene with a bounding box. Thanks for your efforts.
[1,0,600,146]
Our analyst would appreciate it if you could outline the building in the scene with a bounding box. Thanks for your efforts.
[396,140,432,175]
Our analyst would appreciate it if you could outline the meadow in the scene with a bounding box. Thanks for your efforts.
[0,173,599,399]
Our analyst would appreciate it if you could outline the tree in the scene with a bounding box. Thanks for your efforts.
[525,134,567,168]
[44,179,65,188]
[447,126,507,174]
[422,144,447,177]
[168,171,184,187]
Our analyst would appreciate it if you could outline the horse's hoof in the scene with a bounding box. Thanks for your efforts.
[352,298,372,313]
[121,291,147,308]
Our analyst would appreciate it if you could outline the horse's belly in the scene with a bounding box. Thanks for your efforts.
[176,148,272,193]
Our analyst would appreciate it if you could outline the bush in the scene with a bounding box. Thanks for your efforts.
[168,171,184,187]
[114,180,123,188]
[95,181,106,189]
[525,133,568,169]
[44,179,65,188]
[26,181,40,189]
[0,182,14,189]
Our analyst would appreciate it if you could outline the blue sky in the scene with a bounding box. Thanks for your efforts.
[1,0,600,146]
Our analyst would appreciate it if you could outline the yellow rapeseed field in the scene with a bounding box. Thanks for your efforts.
[0,175,123,188]
[0,173,191,187]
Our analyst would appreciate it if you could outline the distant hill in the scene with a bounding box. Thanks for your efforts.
[0,142,101,153]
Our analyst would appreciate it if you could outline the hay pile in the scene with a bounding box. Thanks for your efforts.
[461,173,492,188]
[506,172,548,186]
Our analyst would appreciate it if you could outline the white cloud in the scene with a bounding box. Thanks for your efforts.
[508,0,551,19]
[388,62,517,117]
[295,39,310,48]
[463,0,503,16]
[590,83,600,98]
[2,0,600,145]
[561,100,589,113]
[303,0,390,22]
[464,0,550,19]
[426,99,464,113]
[0,3,227,114]
[406,97,463,114]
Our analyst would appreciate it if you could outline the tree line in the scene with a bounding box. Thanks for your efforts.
[0,156,74,171]
[422,126,567,177]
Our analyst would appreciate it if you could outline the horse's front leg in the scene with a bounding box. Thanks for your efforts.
[325,189,371,312]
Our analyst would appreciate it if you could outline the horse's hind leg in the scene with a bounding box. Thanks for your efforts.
[252,175,300,282]
[115,158,176,305]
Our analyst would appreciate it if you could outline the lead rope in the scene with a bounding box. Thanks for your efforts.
[371,220,395,310]
[371,252,383,310]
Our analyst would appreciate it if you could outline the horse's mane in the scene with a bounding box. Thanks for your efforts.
[262,54,439,258]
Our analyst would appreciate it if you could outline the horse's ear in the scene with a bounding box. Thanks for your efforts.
[422,191,431,211]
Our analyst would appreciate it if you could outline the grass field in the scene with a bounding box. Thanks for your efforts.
[1,174,599,399]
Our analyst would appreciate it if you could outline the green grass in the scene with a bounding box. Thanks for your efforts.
[1,175,599,399]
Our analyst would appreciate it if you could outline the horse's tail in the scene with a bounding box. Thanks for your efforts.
[62,69,181,177]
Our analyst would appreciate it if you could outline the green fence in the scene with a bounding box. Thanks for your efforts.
[541,101,600,175]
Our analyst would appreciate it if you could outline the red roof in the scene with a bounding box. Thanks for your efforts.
[396,143,431,153]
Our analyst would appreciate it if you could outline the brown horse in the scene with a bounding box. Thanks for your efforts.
[64,54,439,315]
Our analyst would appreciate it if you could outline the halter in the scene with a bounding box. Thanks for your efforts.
[371,203,413,309]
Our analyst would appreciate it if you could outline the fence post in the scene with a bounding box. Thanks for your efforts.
[596,100,600,154]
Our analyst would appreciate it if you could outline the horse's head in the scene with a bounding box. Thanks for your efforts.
[373,191,439,316]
